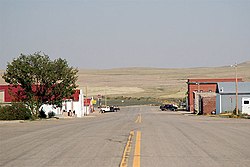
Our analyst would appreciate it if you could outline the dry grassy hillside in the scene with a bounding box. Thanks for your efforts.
[1,61,250,99]
[77,61,250,99]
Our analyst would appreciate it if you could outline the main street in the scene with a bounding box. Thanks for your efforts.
[1,106,250,167]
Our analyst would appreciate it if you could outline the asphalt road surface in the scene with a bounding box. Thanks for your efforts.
[1,106,250,167]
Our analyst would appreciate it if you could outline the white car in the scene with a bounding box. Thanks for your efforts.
[99,106,119,113]
[100,106,112,113]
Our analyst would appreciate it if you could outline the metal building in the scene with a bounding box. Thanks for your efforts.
[216,82,250,115]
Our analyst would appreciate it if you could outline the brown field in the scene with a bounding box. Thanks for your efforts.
[1,61,250,99]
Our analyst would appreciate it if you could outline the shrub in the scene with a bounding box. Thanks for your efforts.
[0,103,32,120]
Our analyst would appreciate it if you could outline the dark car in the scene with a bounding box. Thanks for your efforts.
[110,106,120,112]
[160,104,178,111]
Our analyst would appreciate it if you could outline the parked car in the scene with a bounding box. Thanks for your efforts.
[113,106,120,112]
[160,104,178,111]
[100,106,120,113]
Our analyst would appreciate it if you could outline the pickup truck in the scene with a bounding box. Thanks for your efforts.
[100,106,120,113]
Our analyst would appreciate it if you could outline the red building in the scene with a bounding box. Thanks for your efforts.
[187,78,243,112]
[0,85,20,103]
[0,84,80,103]
[201,96,216,115]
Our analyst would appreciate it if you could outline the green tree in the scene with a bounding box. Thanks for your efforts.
[2,52,78,117]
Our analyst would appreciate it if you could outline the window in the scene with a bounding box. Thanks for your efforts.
[244,101,249,105]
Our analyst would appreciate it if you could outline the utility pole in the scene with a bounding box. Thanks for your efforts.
[105,87,107,106]
[231,63,239,115]
[235,63,239,115]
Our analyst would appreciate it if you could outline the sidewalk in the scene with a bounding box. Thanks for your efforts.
[0,120,25,124]
[177,110,193,115]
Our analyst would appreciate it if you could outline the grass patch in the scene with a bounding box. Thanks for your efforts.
[219,112,250,119]
[100,96,184,107]
[103,97,161,106]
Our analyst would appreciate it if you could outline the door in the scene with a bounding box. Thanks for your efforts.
[0,91,4,102]
[242,97,250,115]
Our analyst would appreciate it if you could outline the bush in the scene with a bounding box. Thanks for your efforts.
[0,103,32,120]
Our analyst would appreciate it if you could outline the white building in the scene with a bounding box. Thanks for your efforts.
[42,89,90,118]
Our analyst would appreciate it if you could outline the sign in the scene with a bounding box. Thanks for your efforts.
[84,99,91,105]
[91,99,97,105]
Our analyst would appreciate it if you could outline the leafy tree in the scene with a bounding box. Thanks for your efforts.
[2,52,78,117]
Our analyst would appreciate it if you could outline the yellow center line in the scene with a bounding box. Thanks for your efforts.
[121,114,142,167]
[139,114,142,123]
[133,131,141,167]
[135,114,142,124]
[135,115,139,123]
[120,131,134,167]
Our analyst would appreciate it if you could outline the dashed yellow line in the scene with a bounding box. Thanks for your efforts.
[120,131,134,167]
[135,115,139,123]
[120,114,142,167]
[135,114,142,124]
[133,131,141,167]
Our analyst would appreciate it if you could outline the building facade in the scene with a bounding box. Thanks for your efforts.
[216,82,250,115]
[187,78,243,112]
[0,85,88,117]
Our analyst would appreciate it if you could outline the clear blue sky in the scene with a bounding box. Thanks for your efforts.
[1,0,250,69]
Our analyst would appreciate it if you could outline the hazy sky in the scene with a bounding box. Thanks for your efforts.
[1,0,250,69]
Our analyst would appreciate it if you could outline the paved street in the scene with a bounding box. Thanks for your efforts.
[1,106,250,167]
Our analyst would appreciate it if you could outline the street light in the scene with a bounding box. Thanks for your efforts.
[231,63,239,115]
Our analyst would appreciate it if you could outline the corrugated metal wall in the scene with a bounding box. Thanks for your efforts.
[217,94,250,113]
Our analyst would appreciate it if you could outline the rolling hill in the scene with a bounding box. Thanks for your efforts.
[76,61,250,99]
[1,61,250,99]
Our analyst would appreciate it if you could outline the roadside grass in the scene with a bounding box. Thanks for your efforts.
[99,97,162,106]
[99,96,184,107]
[214,112,250,119]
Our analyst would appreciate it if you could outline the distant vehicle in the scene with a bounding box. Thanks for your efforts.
[160,104,178,111]
[113,106,120,112]
[100,106,120,113]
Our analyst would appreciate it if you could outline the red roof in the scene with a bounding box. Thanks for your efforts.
[71,89,80,101]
